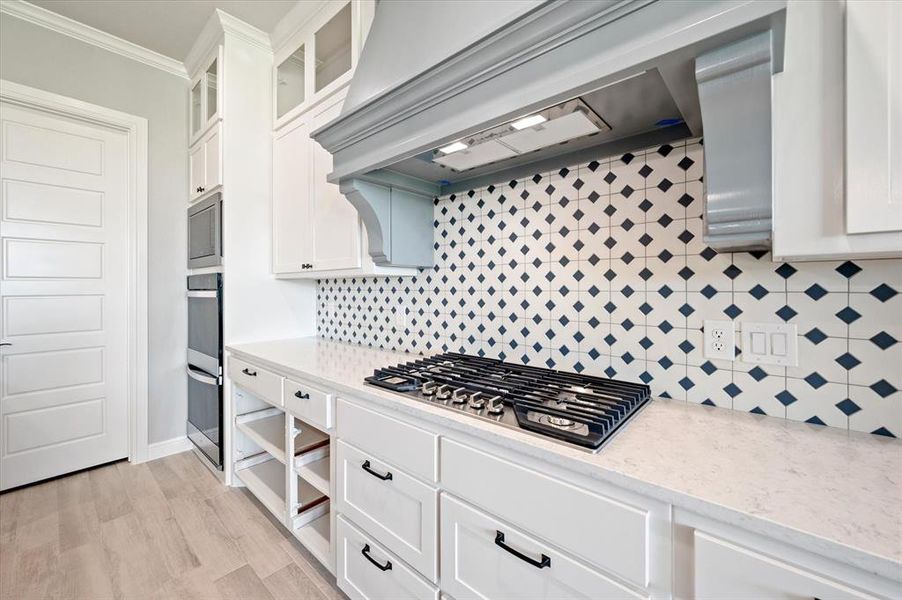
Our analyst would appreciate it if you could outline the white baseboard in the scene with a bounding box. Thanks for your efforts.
[147,435,193,461]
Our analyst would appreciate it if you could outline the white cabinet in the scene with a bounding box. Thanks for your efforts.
[190,47,222,145]
[693,531,878,600]
[336,440,439,581]
[272,1,373,129]
[773,0,902,260]
[440,494,646,600]
[845,0,902,236]
[189,122,222,201]
[337,515,439,600]
[272,92,360,274]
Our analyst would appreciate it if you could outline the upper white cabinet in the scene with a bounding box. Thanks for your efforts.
[189,122,222,202]
[190,47,222,145]
[270,0,415,278]
[772,1,902,260]
[272,91,362,275]
[845,0,902,236]
[272,1,370,129]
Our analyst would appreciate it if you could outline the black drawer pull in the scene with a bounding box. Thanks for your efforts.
[494,530,550,569]
[361,460,392,481]
[241,368,257,377]
[361,544,392,571]
[294,390,310,400]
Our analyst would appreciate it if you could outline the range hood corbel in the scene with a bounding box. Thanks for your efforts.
[340,172,438,268]
[695,31,775,251]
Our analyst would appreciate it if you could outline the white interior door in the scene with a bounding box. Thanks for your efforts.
[0,100,129,490]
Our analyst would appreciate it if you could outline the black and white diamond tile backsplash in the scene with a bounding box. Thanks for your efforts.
[318,138,902,438]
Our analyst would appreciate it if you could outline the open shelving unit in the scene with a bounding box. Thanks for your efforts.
[231,384,335,574]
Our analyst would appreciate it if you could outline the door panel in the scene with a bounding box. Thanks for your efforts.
[0,101,129,490]
[309,96,360,271]
[272,118,312,273]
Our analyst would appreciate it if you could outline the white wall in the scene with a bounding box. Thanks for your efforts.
[0,14,189,444]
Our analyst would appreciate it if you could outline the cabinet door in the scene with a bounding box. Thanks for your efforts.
[846,0,902,235]
[204,124,221,191]
[309,96,361,271]
[189,141,205,201]
[272,118,313,273]
[190,76,203,140]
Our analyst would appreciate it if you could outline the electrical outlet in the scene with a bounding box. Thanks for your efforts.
[394,311,407,329]
[704,320,735,361]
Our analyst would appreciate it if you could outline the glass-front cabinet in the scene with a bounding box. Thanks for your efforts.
[274,1,369,128]
[190,46,222,145]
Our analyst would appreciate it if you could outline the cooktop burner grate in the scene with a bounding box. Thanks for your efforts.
[365,353,650,451]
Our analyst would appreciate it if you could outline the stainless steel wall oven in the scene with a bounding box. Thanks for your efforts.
[187,273,223,469]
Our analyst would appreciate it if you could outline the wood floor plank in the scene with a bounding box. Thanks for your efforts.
[147,455,192,500]
[169,493,246,580]
[0,483,21,544]
[15,512,59,553]
[171,451,229,501]
[10,542,58,599]
[263,562,327,600]
[116,461,171,519]
[14,479,58,525]
[215,564,277,600]
[51,541,115,600]
[58,499,101,552]
[56,470,94,509]
[151,565,220,600]
[100,511,172,598]
[89,463,134,523]
[140,508,201,579]
[280,538,345,600]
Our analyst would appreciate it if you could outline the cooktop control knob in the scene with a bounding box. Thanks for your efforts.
[450,387,469,404]
[487,396,504,415]
[468,391,486,410]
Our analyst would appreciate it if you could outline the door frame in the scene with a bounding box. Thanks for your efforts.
[0,79,151,464]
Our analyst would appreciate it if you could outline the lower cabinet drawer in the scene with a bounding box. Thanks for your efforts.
[228,356,282,406]
[284,376,333,430]
[336,440,438,581]
[441,438,650,588]
[441,494,646,600]
[694,531,878,599]
[337,514,439,600]
[337,399,438,482]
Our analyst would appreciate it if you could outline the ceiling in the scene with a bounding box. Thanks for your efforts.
[28,1,301,60]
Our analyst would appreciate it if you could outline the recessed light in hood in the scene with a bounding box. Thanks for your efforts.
[432,98,610,172]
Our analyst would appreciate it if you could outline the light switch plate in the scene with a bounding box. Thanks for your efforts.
[704,320,735,361]
[741,322,798,366]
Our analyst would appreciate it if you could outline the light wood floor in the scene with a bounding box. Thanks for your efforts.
[0,451,346,600]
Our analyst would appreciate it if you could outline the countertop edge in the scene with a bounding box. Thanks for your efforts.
[226,343,902,583]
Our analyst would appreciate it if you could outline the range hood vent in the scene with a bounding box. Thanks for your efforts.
[313,0,787,268]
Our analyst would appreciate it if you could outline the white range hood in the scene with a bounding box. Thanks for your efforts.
[313,0,787,268]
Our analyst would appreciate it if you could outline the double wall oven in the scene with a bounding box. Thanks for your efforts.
[187,192,224,470]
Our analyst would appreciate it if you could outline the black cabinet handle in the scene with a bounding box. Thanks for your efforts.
[361,544,392,571]
[294,390,310,399]
[361,460,392,481]
[0,343,11,347]
[242,368,257,377]
[198,186,205,193]
[494,531,550,569]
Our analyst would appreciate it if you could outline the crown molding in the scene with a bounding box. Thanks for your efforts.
[217,9,272,54]
[0,0,188,79]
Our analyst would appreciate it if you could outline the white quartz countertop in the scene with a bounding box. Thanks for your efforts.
[227,337,902,581]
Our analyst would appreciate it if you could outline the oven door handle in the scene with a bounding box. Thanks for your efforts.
[187,290,218,298]
[187,366,220,386]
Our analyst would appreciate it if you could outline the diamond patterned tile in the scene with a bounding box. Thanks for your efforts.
[317,137,902,438]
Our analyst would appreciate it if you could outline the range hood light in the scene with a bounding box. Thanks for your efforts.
[510,114,547,130]
[439,141,468,154]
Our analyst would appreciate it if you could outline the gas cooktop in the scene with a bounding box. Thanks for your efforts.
[364,353,650,453]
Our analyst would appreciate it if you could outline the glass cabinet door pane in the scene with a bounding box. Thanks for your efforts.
[206,58,218,120]
[315,3,352,93]
[276,45,306,118]
[191,79,202,135]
